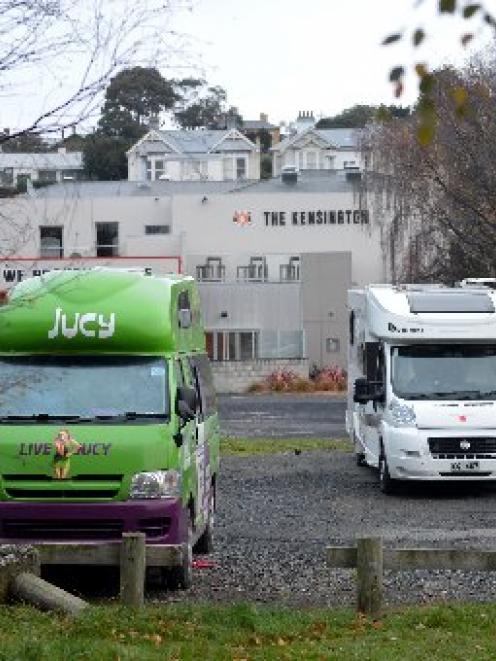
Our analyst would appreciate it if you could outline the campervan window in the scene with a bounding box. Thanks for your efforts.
[0,355,169,420]
[391,344,496,400]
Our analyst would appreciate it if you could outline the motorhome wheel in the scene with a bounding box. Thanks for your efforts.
[379,447,397,495]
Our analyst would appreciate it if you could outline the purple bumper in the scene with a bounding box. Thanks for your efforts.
[0,499,188,545]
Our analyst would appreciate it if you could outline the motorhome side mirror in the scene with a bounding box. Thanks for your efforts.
[176,386,197,421]
[353,378,371,404]
[177,399,195,422]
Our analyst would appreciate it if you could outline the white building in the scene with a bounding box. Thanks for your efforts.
[0,148,84,188]
[272,126,363,176]
[127,128,260,182]
[0,170,386,390]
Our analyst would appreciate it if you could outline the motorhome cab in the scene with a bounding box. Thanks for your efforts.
[0,269,219,588]
[347,284,496,493]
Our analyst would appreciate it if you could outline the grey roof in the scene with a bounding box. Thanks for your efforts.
[0,151,83,169]
[241,170,363,194]
[242,120,277,131]
[130,130,257,156]
[273,128,360,152]
[30,179,255,199]
[28,170,361,199]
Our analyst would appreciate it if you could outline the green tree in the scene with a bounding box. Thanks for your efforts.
[83,135,129,181]
[316,104,410,129]
[1,133,47,152]
[174,82,227,129]
[84,66,178,180]
[103,67,179,127]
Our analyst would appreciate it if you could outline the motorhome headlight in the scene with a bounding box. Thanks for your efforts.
[129,470,181,499]
[388,400,417,428]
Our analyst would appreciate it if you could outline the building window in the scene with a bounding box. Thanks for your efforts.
[40,226,63,258]
[145,224,170,235]
[146,157,168,181]
[96,222,119,257]
[38,170,57,183]
[236,157,246,179]
[0,168,13,186]
[205,330,259,361]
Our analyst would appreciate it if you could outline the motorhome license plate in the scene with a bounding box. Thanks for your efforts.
[450,461,480,473]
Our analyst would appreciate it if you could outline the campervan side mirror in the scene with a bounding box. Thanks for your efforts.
[353,378,370,404]
[353,378,385,404]
[176,386,197,421]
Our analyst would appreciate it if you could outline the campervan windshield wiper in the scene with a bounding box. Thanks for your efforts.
[404,391,489,400]
[0,414,90,423]
[91,412,167,421]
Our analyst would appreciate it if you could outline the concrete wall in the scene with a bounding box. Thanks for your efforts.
[0,194,179,258]
[176,190,384,287]
[211,358,309,394]
[301,252,352,369]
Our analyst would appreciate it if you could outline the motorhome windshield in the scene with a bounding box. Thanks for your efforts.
[391,344,496,400]
[0,355,168,420]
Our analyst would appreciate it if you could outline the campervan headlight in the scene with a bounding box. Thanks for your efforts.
[388,399,417,428]
[129,470,181,499]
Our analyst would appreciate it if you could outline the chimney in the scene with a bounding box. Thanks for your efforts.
[226,107,238,130]
[260,112,268,123]
[3,128,9,136]
[148,115,160,130]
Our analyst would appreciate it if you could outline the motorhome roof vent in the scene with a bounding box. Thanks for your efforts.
[408,290,495,313]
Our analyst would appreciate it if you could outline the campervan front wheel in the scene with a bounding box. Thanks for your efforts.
[379,444,398,495]
[194,485,215,554]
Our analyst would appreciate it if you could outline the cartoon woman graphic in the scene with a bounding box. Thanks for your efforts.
[52,429,81,479]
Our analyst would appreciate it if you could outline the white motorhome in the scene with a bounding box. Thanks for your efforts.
[347,284,496,493]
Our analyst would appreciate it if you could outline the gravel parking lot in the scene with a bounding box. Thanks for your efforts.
[155,449,496,608]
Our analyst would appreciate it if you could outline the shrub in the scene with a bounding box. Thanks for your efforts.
[312,365,347,392]
[247,365,347,393]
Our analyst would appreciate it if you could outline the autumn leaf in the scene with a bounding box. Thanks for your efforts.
[389,66,405,82]
[418,122,436,146]
[382,32,402,45]
[439,0,456,12]
[463,4,481,18]
[413,29,425,46]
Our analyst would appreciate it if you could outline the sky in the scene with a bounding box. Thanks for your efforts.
[1,0,495,133]
[170,0,496,125]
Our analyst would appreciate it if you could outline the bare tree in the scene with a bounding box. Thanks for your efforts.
[364,55,496,283]
[0,0,193,142]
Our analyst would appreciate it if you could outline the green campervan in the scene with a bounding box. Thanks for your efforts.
[0,269,220,588]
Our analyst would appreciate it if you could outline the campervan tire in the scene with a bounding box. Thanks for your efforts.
[355,452,366,467]
[194,488,215,555]
[379,447,397,495]
[167,523,193,590]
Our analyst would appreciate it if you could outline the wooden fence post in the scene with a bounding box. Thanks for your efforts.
[356,536,383,618]
[120,533,146,607]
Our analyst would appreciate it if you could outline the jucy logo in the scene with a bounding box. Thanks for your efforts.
[18,432,113,480]
[48,308,116,339]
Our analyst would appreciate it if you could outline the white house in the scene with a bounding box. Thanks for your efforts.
[127,128,260,182]
[272,126,363,176]
[0,148,84,187]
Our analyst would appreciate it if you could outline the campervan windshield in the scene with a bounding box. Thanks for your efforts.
[391,344,496,400]
[0,355,168,419]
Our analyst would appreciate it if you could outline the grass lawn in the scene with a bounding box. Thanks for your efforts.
[220,437,352,456]
[1,602,495,660]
